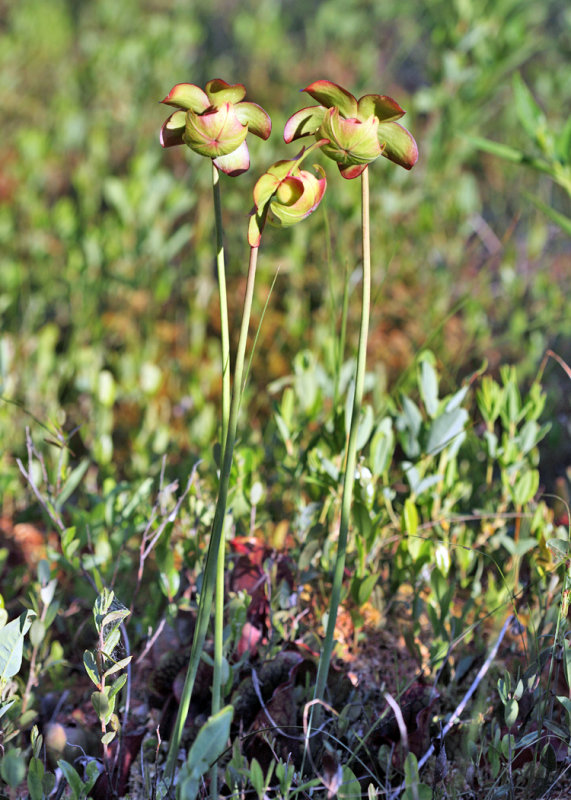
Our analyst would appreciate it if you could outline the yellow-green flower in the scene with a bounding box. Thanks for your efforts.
[248,140,328,247]
[284,80,418,179]
[160,79,271,177]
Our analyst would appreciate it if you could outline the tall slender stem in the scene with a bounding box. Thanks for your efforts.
[212,162,231,449]
[211,162,231,799]
[313,166,371,703]
[165,245,259,786]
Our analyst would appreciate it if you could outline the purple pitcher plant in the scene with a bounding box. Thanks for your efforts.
[284,79,417,178]
[160,78,271,176]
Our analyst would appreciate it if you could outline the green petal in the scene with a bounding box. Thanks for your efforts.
[268,168,326,227]
[161,83,209,112]
[213,141,250,176]
[357,94,404,122]
[253,172,281,209]
[159,110,186,148]
[283,106,325,143]
[205,79,246,107]
[234,102,272,139]
[304,80,357,118]
[267,159,298,181]
[378,121,419,169]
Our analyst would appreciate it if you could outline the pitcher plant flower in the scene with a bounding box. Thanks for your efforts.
[248,139,328,247]
[284,79,418,179]
[160,78,271,176]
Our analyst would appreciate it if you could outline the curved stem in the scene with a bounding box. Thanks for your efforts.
[313,166,371,703]
[165,245,259,785]
[211,162,231,798]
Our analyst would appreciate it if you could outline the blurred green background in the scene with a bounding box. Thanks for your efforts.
[1,0,570,503]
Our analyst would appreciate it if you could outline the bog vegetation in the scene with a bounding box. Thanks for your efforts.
[0,1,570,798]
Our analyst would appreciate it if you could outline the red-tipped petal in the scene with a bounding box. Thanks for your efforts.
[357,94,405,123]
[379,121,419,169]
[213,140,250,176]
[205,78,247,107]
[234,102,272,140]
[161,83,209,112]
[338,163,368,179]
[283,106,325,143]
[159,110,186,148]
[303,80,357,118]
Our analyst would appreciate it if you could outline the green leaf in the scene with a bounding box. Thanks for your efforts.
[418,358,439,418]
[177,706,233,800]
[403,497,418,535]
[91,690,110,721]
[557,695,571,716]
[83,650,99,686]
[445,384,469,412]
[505,698,519,728]
[58,760,84,800]
[107,672,127,701]
[338,765,361,799]
[249,758,265,796]
[0,701,15,721]
[356,404,374,450]
[30,618,46,648]
[1,747,26,788]
[403,752,432,800]
[555,115,571,164]
[353,572,379,606]
[546,538,568,560]
[512,73,547,145]
[0,610,35,683]
[513,469,539,506]
[370,418,394,476]
[54,459,90,512]
[103,656,132,680]
[27,756,45,800]
[426,408,468,455]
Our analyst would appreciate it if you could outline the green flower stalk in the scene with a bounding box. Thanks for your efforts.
[160,79,271,793]
[284,79,418,178]
[162,127,326,791]
[285,81,418,710]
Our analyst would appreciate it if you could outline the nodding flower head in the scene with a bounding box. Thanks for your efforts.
[248,140,328,247]
[160,79,271,177]
[284,80,418,179]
